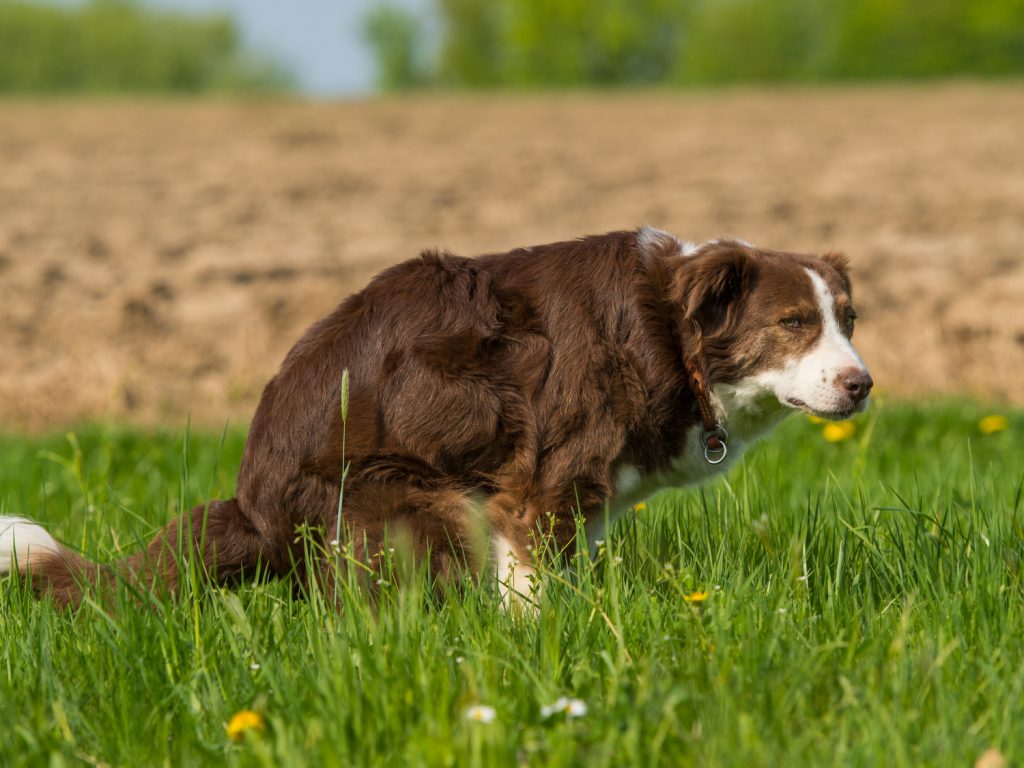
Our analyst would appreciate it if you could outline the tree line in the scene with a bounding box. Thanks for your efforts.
[366,0,1024,90]
[0,0,290,94]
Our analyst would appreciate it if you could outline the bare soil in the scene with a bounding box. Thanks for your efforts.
[1,85,1022,430]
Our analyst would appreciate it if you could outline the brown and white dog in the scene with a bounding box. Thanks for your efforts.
[0,227,871,607]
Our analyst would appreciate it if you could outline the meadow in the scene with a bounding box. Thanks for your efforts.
[0,400,1020,766]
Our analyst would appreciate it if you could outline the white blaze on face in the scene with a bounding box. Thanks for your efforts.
[759,268,870,418]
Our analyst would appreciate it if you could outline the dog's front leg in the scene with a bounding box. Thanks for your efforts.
[484,493,541,613]
[491,530,537,612]
[486,478,608,614]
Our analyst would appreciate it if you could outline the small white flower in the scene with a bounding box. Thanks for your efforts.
[777,607,787,615]
[541,697,587,719]
[455,656,465,664]
[464,705,496,724]
[594,539,605,547]
[249,662,261,671]
[541,697,568,718]
[329,538,340,551]
[565,699,587,718]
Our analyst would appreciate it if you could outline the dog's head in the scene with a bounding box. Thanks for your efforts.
[676,240,872,420]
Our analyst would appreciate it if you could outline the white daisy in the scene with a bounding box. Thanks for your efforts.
[464,705,496,724]
[565,699,587,718]
[541,697,587,719]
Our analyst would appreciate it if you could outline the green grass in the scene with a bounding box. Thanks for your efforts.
[1,401,1021,766]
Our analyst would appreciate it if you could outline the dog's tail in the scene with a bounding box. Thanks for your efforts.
[0,499,265,608]
[0,515,98,606]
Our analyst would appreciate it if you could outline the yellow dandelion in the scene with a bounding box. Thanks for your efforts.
[822,421,856,443]
[684,590,709,603]
[226,710,264,741]
[633,502,647,512]
[978,415,1008,435]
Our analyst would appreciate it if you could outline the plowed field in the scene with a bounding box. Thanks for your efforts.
[2,85,1022,429]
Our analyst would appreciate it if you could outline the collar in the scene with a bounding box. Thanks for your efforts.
[683,320,729,465]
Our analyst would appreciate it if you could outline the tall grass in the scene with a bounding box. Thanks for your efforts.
[0,401,1021,765]
[0,0,292,94]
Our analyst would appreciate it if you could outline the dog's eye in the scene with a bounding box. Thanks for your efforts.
[780,317,802,329]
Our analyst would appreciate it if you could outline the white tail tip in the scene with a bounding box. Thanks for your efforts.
[0,516,60,573]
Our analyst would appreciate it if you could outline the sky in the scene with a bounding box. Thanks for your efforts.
[145,0,430,96]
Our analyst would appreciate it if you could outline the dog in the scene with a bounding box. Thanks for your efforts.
[0,227,871,607]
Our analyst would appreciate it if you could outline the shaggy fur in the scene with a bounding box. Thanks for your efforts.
[0,227,872,607]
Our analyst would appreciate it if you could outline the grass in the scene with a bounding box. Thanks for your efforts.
[0,400,1021,766]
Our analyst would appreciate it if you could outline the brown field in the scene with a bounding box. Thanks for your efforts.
[1,84,1022,430]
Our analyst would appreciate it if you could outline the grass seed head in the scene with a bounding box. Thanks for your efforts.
[340,369,350,423]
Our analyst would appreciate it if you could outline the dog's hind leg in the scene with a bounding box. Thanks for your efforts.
[0,498,268,608]
[314,482,494,603]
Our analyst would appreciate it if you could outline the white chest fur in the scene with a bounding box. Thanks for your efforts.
[589,387,788,546]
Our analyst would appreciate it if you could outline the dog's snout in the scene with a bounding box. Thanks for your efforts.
[837,367,873,402]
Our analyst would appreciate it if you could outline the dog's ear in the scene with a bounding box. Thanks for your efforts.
[677,242,752,332]
[821,251,851,294]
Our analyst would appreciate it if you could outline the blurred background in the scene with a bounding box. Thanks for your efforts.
[1,0,1022,428]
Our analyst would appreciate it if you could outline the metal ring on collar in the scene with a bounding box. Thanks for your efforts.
[702,425,729,465]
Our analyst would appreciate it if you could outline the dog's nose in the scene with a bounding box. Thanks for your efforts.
[837,367,873,402]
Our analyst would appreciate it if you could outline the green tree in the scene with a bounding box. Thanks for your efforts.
[364,4,428,90]
[362,0,1024,88]
[0,0,292,94]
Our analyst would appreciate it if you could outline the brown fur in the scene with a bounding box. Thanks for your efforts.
[23,229,855,607]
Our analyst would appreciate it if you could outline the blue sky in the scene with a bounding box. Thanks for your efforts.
[146,0,430,96]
